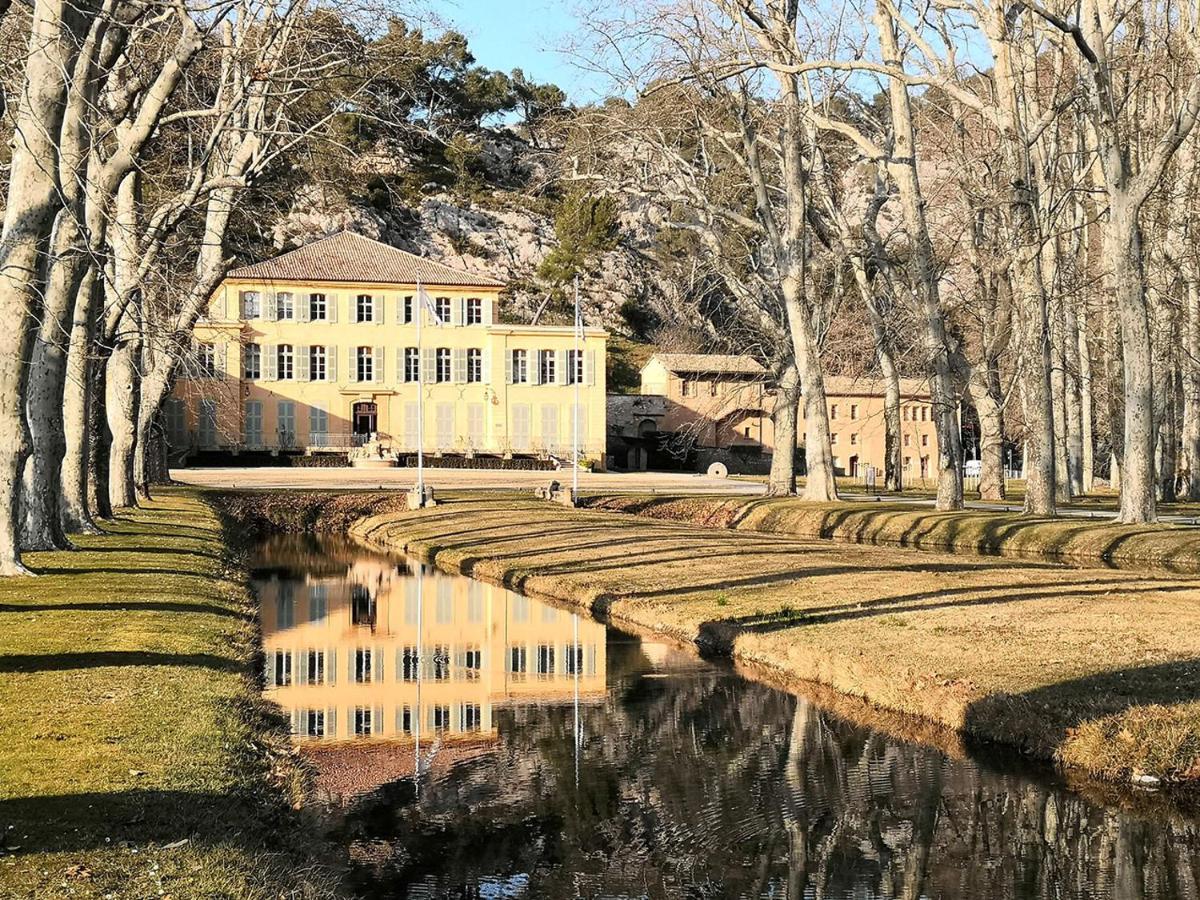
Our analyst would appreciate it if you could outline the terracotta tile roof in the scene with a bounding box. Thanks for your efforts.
[227,231,505,288]
[823,375,931,398]
[649,353,767,376]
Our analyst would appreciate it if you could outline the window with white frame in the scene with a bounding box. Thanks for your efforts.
[241,291,261,318]
[304,708,325,738]
[467,348,482,383]
[463,646,482,680]
[539,350,555,384]
[309,293,327,321]
[564,643,583,675]
[401,646,419,682]
[466,297,482,324]
[536,644,555,676]
[567,349,583,385]
[435,296,451,323]
[433,645,450,681]
[277,292,295,320]
[310,345,326,381]
[277,344,293,380]
[272,650,292,686]
[356,347,373,382]
[399,705,413,734]
[461,704,482,732]
[243,343,261,380]
[432,705,451,732]
[197,343,216,378]
[306,650,325,684]
[402,296,415,324]
[354,706,373,736]
[436,348,451,383]
[356,294,374,323]
[404,347,419,383]
[354,648,372,683]
[511,350,528,384]
[310,406,329,447]
[509,645,527,675]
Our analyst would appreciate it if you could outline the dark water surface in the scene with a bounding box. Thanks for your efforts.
[252,534,1200,899]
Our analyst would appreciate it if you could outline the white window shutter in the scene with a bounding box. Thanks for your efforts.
[327,345,337,382]
[328,648,336,685]
[482,298,494,325]
[585,351,596,386]
[298,297,311,323]
[529,351,541,386]
[375,296,385,325]
[396,296,405,324]
[556,349,568,385]
[263,345,277,381]
[327,293,338,323]
[297,345,311,381]
[504,351,513,384]
[421,347,436,384]
[453,298,464,327]
[452,348,466,383]
[374,346,384,383]
[215,343,227,377]
[482,347,492,383]
[264,292,277,322]
[397,347,405,380]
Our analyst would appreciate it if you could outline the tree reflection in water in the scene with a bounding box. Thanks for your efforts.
[254,536,1200,898]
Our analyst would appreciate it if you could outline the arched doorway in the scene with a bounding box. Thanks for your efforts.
[352,401,377,441]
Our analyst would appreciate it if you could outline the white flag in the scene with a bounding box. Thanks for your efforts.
[417,284,443,326]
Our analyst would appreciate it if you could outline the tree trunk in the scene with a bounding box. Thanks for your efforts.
[768,363,799,496]
[106,326,141,511]
[1078,300,1096,493]
[1108,203,1157,523]
[88,355,113,521]
[876,0,962,510]
[968,374,1006,501]
[0,0,86,573]
[1184,279,1200,499]
[134,356,175,498]
[60,269,102,533]
[1050,298,1072,502]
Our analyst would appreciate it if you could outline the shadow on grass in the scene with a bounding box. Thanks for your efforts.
[0,600,239,618]
[0,651,242,673]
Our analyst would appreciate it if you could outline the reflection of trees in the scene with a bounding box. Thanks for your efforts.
[334,643,1200,898]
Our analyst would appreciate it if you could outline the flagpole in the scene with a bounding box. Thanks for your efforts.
[416,277,425,499]
[572,276,581,502]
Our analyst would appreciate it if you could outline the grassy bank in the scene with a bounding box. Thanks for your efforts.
[581,494,1200,571]
[0,488,338,899]
[346,495,1200,786]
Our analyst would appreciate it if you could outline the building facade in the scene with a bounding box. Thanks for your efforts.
[257,547,607,749]
[628,353,941,482]
[168,231,608,463]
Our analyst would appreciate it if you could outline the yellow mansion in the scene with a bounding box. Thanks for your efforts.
[167,231,608,463]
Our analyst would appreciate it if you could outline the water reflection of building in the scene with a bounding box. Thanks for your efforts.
[257,558,606,745]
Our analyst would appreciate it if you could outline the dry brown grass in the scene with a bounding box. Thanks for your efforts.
[582,494,1200,572]
[347,494,1200,786]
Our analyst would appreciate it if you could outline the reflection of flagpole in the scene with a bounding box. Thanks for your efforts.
[415,560,423,796]
[416,278,425,498]
[572,276,581,501]
[573,611,580,790]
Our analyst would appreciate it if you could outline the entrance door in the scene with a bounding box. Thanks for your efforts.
[352,401,378,442]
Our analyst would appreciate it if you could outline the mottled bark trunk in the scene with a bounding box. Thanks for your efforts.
[1077,301,1096,493]
[1108,202,1156,523]
[0,0,86,573]
[1182,278,1200,499]
[1050,299,1072,502]
[877,0,962,510]
[87,355,112,521]
[106,327,141,510]
[60,268,101,532]
[1159,368,1180,502]
[968,375,1006,501]
[134,361,173,498]
[1064,302,1086,497]
[768,363,799,496]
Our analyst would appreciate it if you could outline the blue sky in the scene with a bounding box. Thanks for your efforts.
[422,1,599,102]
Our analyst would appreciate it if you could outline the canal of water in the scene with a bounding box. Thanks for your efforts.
[251,533,1200,899]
